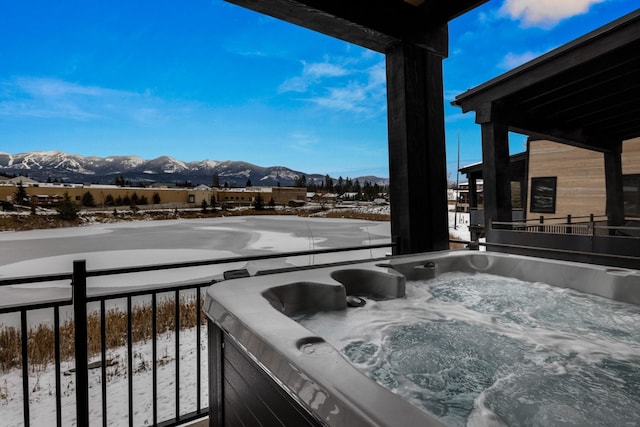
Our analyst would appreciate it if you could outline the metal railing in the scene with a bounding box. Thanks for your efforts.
[486,214,640,268]
[492,214,609,235]
[0,242,394,427]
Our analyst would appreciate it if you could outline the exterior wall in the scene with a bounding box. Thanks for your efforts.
[272,187,307,203]
[527,140,606,221]
[623,138,640,174]
[0,183,306,208]
[212,187,306,206]
[0,183,207,207]
[526,137,640,222]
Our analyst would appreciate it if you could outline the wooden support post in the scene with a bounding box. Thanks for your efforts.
[386,36,449,255]
[478,109,512,237]
[604,141,624,229]
[469,175,478,210]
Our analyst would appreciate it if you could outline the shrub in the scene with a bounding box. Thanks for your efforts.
[81,191,95,207]
[56,192,79,220]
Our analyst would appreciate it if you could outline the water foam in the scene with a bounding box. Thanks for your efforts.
[297,272,640,426]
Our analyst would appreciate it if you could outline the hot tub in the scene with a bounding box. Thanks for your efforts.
[204,251,640,426]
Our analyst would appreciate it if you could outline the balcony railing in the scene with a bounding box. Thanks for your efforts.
[487,215,640,268]
[0,243,394,427]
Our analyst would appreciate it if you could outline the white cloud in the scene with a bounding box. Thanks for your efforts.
[499,50,543,69]
[500,0,606,27]
[0,77,134,120]
[288,132,318,152]
[279,60,349,93]
[280,55,387,116]
[0,77,177,124]
[304,62,349,78]
[14,77,115,98]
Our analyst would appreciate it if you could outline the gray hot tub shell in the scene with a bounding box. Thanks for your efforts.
[204,250,640,426]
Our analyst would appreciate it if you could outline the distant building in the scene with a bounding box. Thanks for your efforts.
[212,186,306,207]
[0,181,307,209]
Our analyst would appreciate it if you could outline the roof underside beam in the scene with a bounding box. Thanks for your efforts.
[453,11,640,109]
[223,0,486,53]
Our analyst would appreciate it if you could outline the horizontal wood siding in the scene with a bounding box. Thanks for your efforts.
[623,138,640,175]
[526,138,640,221]
[527,140,606,220]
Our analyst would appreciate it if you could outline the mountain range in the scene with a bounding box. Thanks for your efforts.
[0,151,389,188]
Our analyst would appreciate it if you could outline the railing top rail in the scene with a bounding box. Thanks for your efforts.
[508,214,607,223]
[481,241,640,263]
[0,242,394,287]
[0,242,395,313]
[86,243,393,278]
[0,272,73,287]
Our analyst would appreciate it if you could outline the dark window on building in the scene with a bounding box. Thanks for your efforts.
[530,177,557,213]
[623,174,640,216]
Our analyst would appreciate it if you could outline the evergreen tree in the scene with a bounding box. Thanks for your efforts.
[245,178,252,187]
[253,193,265,210]
[139,195,148,205]
[212,173,220,188]
[354,179,362,200]
[268,197,276,208]
[345,177,353,193]
[105,194,115,206]
[324,174,334,193]
[294,175,307,188]
[152,192,161,204]
[56,192,79,220]
[201,199,208,212]
[14,181,28,205]
[336,176,344,195]
[81,191,95,207]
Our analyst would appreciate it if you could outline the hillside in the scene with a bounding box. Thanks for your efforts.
[0,151,389,188]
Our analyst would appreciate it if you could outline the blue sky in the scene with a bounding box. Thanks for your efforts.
[1,0,637,179]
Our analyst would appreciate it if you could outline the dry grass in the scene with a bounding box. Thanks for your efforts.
[0,295,206,373]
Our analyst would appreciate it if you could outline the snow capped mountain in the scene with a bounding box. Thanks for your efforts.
[0,151,389,187]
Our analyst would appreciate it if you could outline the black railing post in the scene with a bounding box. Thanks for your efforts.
[208,320,224,427]
[391,235,400,256]
[567,214,572,235]
[72,259,89,427]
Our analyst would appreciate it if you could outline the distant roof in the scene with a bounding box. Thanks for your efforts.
[453,9,640,152]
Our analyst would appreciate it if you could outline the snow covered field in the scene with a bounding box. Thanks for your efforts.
[0,213,470,426]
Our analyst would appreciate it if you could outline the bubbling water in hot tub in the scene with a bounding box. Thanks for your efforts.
[295,272,640,427]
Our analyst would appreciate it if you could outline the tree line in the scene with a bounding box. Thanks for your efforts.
[293,174,387,202]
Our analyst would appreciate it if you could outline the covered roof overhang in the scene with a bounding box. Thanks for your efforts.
[224,0,488,55]
[452,8,640,153]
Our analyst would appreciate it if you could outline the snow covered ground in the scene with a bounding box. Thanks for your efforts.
[0,212,471,426]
